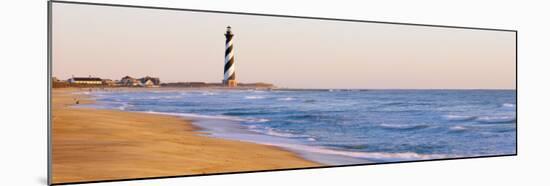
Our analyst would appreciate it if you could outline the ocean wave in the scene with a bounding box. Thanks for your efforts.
[148,90,176,93]
[224,111,272,116]
[247,125,310,138]
[476,116,516,124]
[444,114,516,124]
[146,95,183,99]
[265,129,309,138]
[201,92,218,96]
[277,97,296,101]
[142,111,269,123]
[378,124,430,130]
[449,125,468,132]
[244,96,265,99]
[502,103,516,108]
[493,127,516,133]
[141,111,450,162]
[444,115,477,121]
[381,102,407,106]
[248,90,266,93]
[290,114,319,120]
[251,118,270,123]
[260,142,450,161]
[117,103,130,111]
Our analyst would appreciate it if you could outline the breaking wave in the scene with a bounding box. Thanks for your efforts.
[476,116,516,124]
[245,96,265,99]
[378,124,430,130]
[142,111,269,123]
[449,125,469,132]
[201,92,218,96]
[444,114,516,124]
[502,103,516,108]
[259,142,451,161]
[444,115,477,121]
[248,125,310,138]
[277,97,296,101]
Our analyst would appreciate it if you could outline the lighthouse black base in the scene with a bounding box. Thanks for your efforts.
[223,79,237,87]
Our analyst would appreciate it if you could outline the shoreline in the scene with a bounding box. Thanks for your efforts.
[51,88,321,184]
[65,87,377,165]
[148,111,375,165]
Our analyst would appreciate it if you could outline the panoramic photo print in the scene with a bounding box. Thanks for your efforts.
[49,1,517,184]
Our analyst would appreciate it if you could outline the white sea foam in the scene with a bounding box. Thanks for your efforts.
[476,115,516,123]
[117,103,129,111]
[142,111,269,123]
[259,142,450,161]
[379,124,405,128]
[449,125,468,131]
[502,103,516,108]
[264,128,309,138]
[247,89,266,93]
[144,111,245,121]
[147,95,182,99]
[277,97,295,101]
[247,125,309,138]
[253,118,270,123]
[201,92,218,96]
[244,96,265,99]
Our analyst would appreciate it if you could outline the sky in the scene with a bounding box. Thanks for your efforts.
[52,3,516,89]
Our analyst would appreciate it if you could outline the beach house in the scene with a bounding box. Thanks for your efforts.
[138,76,160,87]
[102,79,117,86]
[68,77,102,85]
[119,76,160,87]
[120,76,140,87]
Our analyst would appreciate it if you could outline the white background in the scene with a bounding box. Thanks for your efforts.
[0,0,547,185]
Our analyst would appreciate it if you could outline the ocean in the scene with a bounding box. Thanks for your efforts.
[78,89,517,165]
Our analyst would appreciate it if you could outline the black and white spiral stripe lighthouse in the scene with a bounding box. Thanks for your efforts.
[223,26,237,87]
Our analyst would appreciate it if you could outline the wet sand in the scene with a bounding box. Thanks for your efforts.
[51,88,320,184]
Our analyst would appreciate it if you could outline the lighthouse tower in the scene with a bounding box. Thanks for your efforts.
[223,26,237,87]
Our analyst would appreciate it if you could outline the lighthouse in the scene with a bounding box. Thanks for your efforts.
[223,26,237,87]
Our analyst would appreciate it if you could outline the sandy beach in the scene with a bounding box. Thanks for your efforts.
[51,88,320,184]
